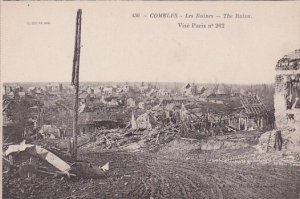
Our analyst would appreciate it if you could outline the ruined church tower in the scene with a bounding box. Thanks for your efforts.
[274,49,300,128]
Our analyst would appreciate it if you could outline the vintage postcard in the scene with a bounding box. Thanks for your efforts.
[1,1,300,198]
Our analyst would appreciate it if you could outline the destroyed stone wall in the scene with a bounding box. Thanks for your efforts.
[257,50,300,154]
[274,49,300,128]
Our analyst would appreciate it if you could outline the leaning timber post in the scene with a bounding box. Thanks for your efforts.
[71,9,82,159]
[73,78,79,158]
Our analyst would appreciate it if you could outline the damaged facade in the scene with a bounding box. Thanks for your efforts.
[274,49,300,127]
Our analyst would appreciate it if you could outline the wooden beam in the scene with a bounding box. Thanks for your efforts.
[71,9,82,159]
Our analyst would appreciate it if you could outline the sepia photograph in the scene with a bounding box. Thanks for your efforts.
[1,1,300,198]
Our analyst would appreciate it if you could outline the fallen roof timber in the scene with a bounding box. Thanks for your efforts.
[239,95,268,116]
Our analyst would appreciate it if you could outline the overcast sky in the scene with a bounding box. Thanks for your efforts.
[1,1,300,84]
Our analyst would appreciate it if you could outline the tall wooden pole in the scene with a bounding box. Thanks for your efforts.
[71,9,82,159]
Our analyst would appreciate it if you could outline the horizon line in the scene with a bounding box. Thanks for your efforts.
[1,80,275,86]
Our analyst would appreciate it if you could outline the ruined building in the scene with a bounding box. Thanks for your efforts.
[274,49,300,128]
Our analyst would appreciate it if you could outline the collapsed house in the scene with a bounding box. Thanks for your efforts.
[237,94,274,130]
[167,95,273,133]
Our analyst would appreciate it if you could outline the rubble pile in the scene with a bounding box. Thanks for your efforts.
[80,125,180,152]
[257,126,300,154]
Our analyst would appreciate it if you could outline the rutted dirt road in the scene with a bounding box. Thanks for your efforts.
[3,139,300,199]
[139,155,300,199]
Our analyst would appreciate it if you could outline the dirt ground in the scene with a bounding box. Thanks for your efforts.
[3,135,300,199]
